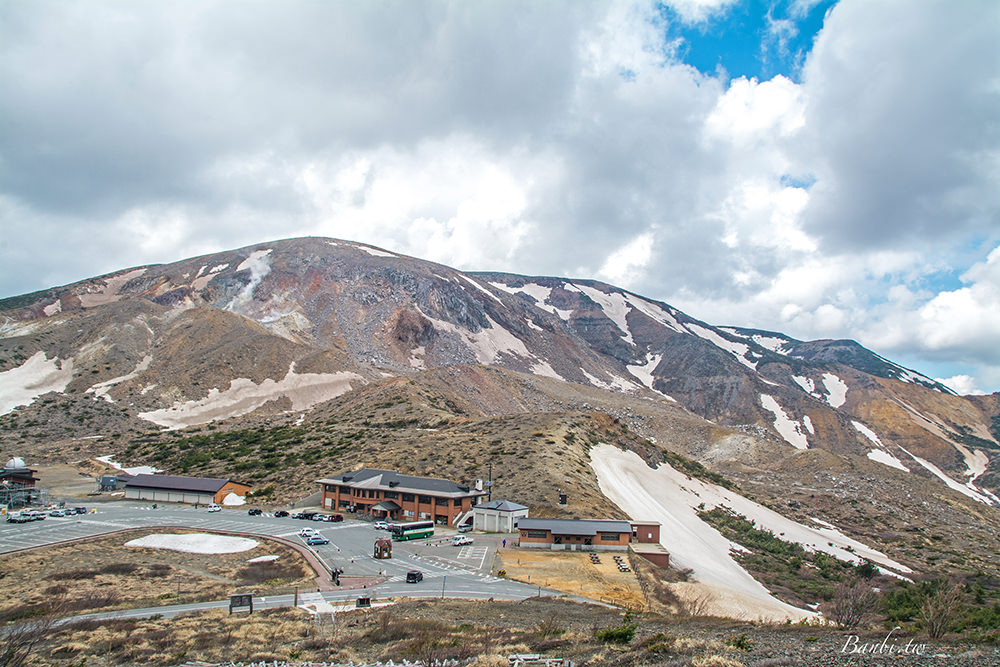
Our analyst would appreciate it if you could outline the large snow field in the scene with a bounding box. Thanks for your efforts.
[0,351,75,415]
[138,364,364,429]
[95,454,161,476]
[591,444,914,621]
[125,533,258,554]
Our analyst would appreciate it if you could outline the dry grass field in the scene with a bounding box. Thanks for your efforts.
[496,549,646,609]
[0,529,315,623]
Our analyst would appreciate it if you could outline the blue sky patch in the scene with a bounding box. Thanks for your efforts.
[659,0,838,82]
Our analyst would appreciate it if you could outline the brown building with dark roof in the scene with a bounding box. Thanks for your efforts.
[318,468,488,525]
[124,474,250,505]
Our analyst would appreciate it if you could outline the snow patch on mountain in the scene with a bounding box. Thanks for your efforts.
[760,394,809,449]
[687,323,756,370]
[568,283,634,345]
[751,334,790,354]
[625,353,675,401]
[489,281,573,319]
[791,375,814,394]
[623,293,684,333]
[866,449,910,473]
[95,454,161,476]
[86,355,153,402]
[76,268,147,308]
[898,445,993,505]
[0,352,75,415]
[822,372,848,408]
[802,415,814,434]
[592,445,912,621]
[43,300,61,316]
[138,363,363,429]
[459,275,503,304]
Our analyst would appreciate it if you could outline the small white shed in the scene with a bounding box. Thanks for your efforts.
[472,499,529,533]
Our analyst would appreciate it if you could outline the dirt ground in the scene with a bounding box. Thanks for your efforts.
[0,528,315,622]
[496,548,646,609]
[32,463,104,501]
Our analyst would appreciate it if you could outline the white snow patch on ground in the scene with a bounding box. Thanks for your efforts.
[493,282,574,320]
[78,268,147,307]
[222,492,246,506]
[851,421,883,446]
[227,249,273,313]
[409,346,427,370]
[569,283,635,345]
[591,445,817,622]
[459,275,503,304]
[0,352,75,415]
[209,263,229,273]
[43,300,62,316]
[623,294,684,333]
[791,375,814,394]
[247,555,279,563]
[125,533,258,554]
[751,335,790,354]
[138,364,364,429]
[760,394,809,449]
[95,454,162,475]
[419,308,564,380]
[898,446,993,505]
[687,323,756,369]
[86,355,153,402]
[356,244,396,258]
[625,353,675,401]
[821,373,848,408]
[952,442,988,483]
[867,449,910,472]
[802,415,814,434]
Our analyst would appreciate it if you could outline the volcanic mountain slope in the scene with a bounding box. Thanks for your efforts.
[1,235,998,512]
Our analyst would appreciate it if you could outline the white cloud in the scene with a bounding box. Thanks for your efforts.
[936,375,984,396]
[663,0,740,24]
[598,232,655,286]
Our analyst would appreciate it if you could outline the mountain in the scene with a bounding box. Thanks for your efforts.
[2,236,999,592]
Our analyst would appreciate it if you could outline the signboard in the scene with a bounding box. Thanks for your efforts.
[229,593,253,614]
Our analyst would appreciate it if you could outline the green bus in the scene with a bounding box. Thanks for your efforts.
[389,520,434,541]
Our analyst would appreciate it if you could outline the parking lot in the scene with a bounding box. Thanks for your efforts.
[0,502,541,603]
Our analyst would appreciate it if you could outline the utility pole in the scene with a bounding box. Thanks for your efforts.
[487,461,493,502]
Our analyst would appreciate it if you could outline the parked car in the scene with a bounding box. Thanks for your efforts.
[49,509,67,517]
[311,514,330,522]
[298,511,318,520]
[72,506,88,515]
[247,508,263,516]
[298,528,318,537]
[405,570,423,583]
[207,504,222,512]
[305,534,330,546]
[452,535,473,546]
[331,514,344,522]
[289,512,304,519]
[373,520,388,530]
[274,510,289,518]
[457,523,473,533]
[6,513,27,523]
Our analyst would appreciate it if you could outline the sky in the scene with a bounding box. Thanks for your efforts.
[1,0,998,394]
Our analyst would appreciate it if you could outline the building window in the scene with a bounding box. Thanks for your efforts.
[404,510,414,517]
[525,531,548,539]
[600,533,621,541]
[434,497,448,505]
[418,495,431,503]
[383,491,398,499]
[402,493,414,502]
[454,498,463,506]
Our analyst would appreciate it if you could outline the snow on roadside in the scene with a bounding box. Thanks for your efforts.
[760,394,809,449]
[222,492,246,506]
[591,445,913,620]
[95,454,161,475]
[125,533,258,554]
[0,352,75,415]
[247,555,279,563]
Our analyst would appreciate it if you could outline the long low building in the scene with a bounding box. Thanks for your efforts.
[517,518,663,552]
[124,474,250,505]
[317,468,488,525]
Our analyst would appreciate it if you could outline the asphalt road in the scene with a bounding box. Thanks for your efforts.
[1,502,561,619]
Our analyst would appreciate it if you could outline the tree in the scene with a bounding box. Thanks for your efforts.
[0,596,66,667]
[825,581,879,630]
[920,583,963,640]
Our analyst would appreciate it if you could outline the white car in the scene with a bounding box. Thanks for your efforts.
[207,504,222,512]
[452,535,473,546]
[373,520,389,530]
[298,527,318,538]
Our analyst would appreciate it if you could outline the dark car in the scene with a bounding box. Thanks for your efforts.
[274,510,290,518]
[247,508,262,516]
[299,511,318,520]
[73,507,88,515]
[405,570,423,583]
[331,514,344,522]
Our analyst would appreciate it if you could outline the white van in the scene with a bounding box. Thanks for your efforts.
[452,535,473,546]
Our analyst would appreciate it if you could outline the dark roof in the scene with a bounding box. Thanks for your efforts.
[317,468,488,498]
[517,518,632,536]
[371,500,401,511]
[126,474,229,494]
[476,499,528,512]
